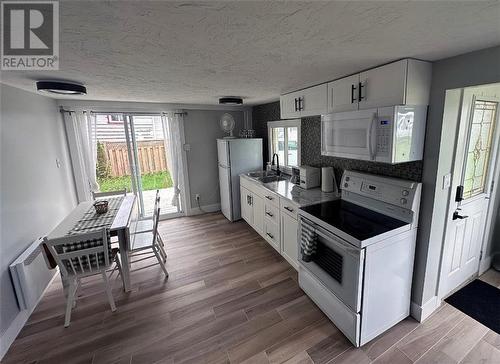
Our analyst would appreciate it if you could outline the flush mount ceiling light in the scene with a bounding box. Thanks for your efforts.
[219,97,243,105]
[36,81,87,95]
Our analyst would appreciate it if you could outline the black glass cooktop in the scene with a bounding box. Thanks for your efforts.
[300,200,407,241]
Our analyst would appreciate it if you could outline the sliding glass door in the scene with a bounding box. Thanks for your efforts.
[94,113,182,218]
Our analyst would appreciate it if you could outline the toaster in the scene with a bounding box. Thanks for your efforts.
[299,166,320,189]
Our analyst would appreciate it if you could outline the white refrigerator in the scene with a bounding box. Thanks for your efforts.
[218,138,263,221]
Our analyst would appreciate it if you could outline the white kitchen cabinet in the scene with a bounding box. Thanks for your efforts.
[280,84,328,119]
[358,60,406,109]
[240,186,253,224]
[280,91,303,119]
[240,185,264,234]
[326,59,431,113]
[264,219,280,252]
[281,212,299,269]
[300,84,328,117]
[327,74,360,113]
[252,194,264,235]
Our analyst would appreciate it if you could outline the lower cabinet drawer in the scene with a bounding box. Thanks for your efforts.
[264,219,280,252]
[280,198,299,220]
[264,202,279,224]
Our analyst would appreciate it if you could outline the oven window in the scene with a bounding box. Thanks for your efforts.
[312,240,343,284]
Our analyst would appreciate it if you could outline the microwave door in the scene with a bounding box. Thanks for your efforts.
[321,110,377,161]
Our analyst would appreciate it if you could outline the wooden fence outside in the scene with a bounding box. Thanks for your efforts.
[103,140,168,177]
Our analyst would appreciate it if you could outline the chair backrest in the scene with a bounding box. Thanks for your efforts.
[43,229,111,277]
[153,190,160,213]
[92,189,127,200]
[152,206,161,244]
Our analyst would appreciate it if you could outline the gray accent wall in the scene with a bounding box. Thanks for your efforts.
[183,110,244,208]
[0,84,77,334]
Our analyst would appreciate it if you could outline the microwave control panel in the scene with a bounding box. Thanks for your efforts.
[376,118,392,154]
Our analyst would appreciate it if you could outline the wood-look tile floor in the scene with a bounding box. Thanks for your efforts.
[3,213,500,364]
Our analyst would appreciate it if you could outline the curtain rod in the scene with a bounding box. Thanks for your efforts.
[59,107,187,116]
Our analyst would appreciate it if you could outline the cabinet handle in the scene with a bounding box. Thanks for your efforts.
[358,82,365,101]
[284,206,294,212]
[266,212,273,217]
[266,232,274,239]
[299,97,304,111]
[351,84,357,103]
[294,98,298,112]
[265,195,273,200]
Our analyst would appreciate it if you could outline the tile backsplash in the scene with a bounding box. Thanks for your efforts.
[252,101,423,183]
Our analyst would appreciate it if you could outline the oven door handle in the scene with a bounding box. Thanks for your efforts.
[368,113,377,161]
[313,225,361,257]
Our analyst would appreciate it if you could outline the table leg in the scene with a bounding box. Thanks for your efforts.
[117,229,132,292]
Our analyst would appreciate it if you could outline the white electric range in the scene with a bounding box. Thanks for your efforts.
[298,170,421,347]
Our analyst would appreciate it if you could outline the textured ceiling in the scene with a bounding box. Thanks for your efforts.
[1,1,500,105]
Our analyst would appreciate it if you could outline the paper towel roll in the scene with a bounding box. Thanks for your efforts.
[321,167,334,192]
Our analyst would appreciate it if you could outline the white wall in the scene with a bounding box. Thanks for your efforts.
[183,110,244,208]
[0,85,77,345]
[412,46,500,313]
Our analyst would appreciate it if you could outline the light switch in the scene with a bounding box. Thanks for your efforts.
[56,158,61,168]
[183,144,191,151]
[443,173,451,189]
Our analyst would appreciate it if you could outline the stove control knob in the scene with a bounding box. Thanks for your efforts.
[345,177,350,181]
[400,198,408,205]
[344,183,349,188]
[402,190,409,196]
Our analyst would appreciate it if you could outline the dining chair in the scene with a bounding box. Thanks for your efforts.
[92,189,127,200]
[129,205,168,277]
[43,229,124,327]
[135,189,160,233]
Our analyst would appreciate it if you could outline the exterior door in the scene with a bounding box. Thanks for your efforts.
[440,88,500,297]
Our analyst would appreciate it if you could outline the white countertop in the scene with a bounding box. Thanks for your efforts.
[240,174,339,207]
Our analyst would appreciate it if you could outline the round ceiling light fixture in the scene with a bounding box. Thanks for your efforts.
[36,81,87,95]
[219,97,243,105]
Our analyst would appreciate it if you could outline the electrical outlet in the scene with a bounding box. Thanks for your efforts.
[195,194,200,201]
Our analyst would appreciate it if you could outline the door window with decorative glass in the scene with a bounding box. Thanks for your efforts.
[267,120,301,173]
[462,99,498,199]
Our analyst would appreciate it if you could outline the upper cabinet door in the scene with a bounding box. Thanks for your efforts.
[327,74,360,113]
[358,60,407,109]
[300,84,328,117]
[280,91,302,119]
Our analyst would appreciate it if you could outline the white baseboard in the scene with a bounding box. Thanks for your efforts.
[479,254,493,275]
[0,272,58,361]
[410,295,441,322]
[187,203,221,216]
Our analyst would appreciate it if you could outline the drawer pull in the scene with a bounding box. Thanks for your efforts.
[266,212,274,217]
[266,232,274,239]
[265,196,274,200]
[284,206,294,212]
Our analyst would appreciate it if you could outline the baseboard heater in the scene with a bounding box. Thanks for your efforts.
[9,237,57,311]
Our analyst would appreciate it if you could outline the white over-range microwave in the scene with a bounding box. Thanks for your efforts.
[321,105,427,164]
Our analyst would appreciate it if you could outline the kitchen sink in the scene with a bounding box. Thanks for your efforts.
[247,171,276,178]
[259,176,287,183]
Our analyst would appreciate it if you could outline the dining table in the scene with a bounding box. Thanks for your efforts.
[46,194,139,292]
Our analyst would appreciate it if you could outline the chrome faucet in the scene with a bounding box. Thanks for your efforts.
[272,153,281,176]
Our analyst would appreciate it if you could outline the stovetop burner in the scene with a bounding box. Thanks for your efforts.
[300,199,407,241]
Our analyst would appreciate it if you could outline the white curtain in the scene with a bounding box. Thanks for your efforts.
[66,111,99,200]
[162,111,185,208]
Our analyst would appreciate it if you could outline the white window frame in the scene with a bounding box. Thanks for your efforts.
[267,119,301,175]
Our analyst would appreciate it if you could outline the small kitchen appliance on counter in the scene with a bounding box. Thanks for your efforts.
[321,167,337,193]
[299,166,320,189]
[290,167,300,185]
[298,170,421,347]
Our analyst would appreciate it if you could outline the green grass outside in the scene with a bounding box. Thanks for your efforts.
[98,171,173,192]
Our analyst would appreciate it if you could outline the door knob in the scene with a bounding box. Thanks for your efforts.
[453,211,468,220]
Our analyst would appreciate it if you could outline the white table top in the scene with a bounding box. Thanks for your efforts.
[48,195,136,239]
